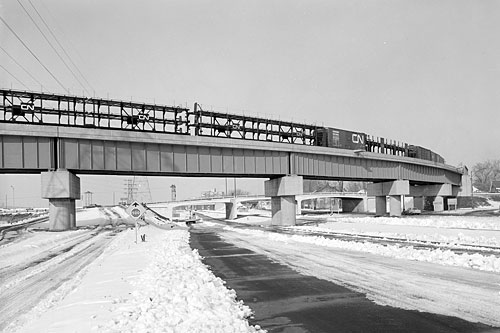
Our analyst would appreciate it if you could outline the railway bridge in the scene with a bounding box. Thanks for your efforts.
[0,89,468,230]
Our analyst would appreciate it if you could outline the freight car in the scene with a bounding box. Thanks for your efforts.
[407,145,445,164]
[314,127,366,150]
[313,126,444,164]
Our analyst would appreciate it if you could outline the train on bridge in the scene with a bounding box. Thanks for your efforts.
[0,89,444,164]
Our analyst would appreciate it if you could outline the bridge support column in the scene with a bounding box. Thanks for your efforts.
[271,196,297,225]
[368,180,409,217]
[296,199,303,215]
[265,175,303,226]
[409,184,452,212]
[41,169,80,231]
[389,195,402,216]
[375,196,387,216]
[225,199,238,220]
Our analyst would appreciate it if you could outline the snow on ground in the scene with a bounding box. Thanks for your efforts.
[0,212,48,227]
[207,212,500,272]
[224,226,500,273]
[322,214,500,230]
[0,229,88,265]
[12,225,264,332]
[109,206,131,219]
[215,225,500,327]
[102,228,264,333]
[290,219,500,247]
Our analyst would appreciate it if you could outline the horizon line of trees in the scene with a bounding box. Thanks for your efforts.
[471,159,500,193]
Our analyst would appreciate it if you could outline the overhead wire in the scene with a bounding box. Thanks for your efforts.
[0,45,44,87]
[25,0,95,94]
[14,0,90,95]
[37,1,87,67]
[0,16,67,92]
[0,63,29,89]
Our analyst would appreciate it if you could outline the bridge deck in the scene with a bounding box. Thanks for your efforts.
[0,123,462,185]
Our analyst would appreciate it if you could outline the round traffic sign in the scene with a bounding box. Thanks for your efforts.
[131,208,141,218]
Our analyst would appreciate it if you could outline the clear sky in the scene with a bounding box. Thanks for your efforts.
[1,1,499,207]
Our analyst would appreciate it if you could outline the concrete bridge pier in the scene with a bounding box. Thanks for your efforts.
[41,169,81,231]
[265,175,303,226]
[389,195,402,216]
[225,198,238,220]
[368,180,410,217]
[296,198,303,215]
[409,184,453,212]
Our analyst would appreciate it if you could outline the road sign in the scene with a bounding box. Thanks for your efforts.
[126,201,146,220]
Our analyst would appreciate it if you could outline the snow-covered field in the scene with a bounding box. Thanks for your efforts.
[290,218,500,247]
[279,216,500,273]
[319,214,500,230]
[1,209,263,332]
[224,226,500,273]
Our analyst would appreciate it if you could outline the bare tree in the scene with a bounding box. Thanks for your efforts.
[228,188,251,196]
[343,181,367,193]
[304,180,342,193]
[472,160,500,192]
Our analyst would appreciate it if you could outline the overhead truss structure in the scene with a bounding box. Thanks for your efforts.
[0,89,190,134]
[192,103,319,145]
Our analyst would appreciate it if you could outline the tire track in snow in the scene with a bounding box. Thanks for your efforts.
[0,227,122,331]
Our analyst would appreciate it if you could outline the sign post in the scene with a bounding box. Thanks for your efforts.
[126,201,146,243]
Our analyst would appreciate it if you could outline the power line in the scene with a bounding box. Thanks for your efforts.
[0,63,29,89]
[25,0,95,94]
[37,1,87,67]
[0,45,44,87]
[14,0,90,95]
[0,16,67,91]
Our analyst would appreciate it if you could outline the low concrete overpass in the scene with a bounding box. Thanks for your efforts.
[148,192,368,221]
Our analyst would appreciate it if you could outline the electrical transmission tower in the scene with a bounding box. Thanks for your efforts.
[170,184,176,201]
[121,179,137,205]
[132,176,153,203]
[121,177,152,204]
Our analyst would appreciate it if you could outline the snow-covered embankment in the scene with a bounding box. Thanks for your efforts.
[102,227,264,332]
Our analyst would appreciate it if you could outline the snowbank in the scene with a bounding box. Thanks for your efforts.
[289,224,500,247]
[325,215,500,230]
[224,227,500,273]
[102,229,264,333]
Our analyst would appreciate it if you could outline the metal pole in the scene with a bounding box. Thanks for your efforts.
[135,220,138,244]
[471,171,474,210]
[233,178,237,198]
[10,185,15,207]
[225,178,228,196]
